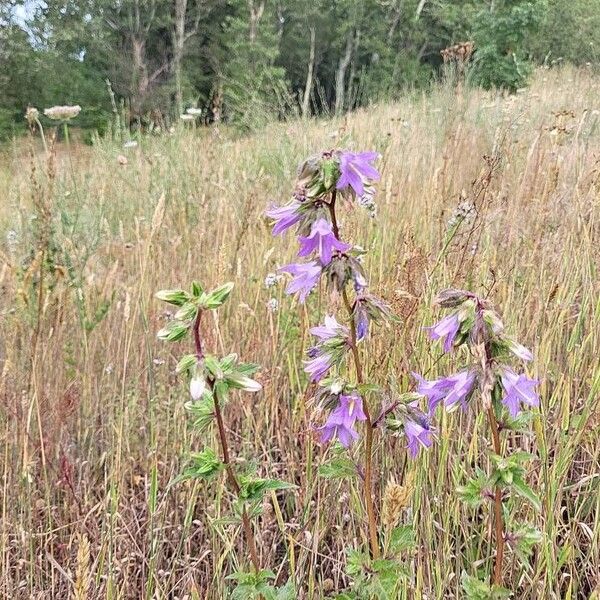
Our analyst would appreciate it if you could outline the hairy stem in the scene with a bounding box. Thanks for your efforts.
[193,311,261,573]
[328,192,380,560]
[487,406,505,586]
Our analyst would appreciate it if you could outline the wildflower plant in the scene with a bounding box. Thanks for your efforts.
[414,289,541,595]
[267,149,433,581]
[156,281,293,597]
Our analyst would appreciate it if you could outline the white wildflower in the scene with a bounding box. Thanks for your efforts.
[43,105,81,121]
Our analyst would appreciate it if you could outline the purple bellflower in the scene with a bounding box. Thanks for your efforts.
[404,414,434,458]
[310,314,348,341]
[336,151,381,197]
[279,261,321,303]
[318,393,366,448]
[506,338,534,362]
[266,200,302,236]
[413,370,477,414]
[298,218,351,265]
[500,368,540,417]
[426,312,461,353]
[304,351,334,382]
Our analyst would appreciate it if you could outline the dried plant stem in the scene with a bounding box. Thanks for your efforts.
[193,311,261,573]
[487,406,505,586]
[329,192,381,560]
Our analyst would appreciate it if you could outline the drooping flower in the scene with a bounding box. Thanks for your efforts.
[298,218,351,265]
[413,370,476,413]
[266,200,303,236]
[279,261,321,303]
[500,368,540,417]
[426,313,461,353]
[336,151,381,197]
[309,314,348,341]
[304,351,334,382]
[318,393,366,447]
[404,414,434,458]
[43,105,81,120]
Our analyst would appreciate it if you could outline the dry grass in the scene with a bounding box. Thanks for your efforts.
[0,66,599,598]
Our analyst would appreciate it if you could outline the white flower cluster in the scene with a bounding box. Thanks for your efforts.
[43,105,81,121]
[358,187,377,218]
[264,272,283,288]
[447,201,476,229]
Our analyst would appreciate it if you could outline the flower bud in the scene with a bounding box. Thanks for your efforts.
[435,288,472,308]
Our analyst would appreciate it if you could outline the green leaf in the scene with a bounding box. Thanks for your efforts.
[155,289,190,306]
[174,302,198,321]
[157,320,190,342]
[204,354,224,379]
[461,572,511,599]
[389,525,415,553]
[239,477,295,502]
[179,448,223,480]
[457,469,491,508]
[184,396,215,432]
[511,475,542,511]
[176,354,197,374]
[201,282,234,309]
[318,456,357,479]
[191,281,203,297]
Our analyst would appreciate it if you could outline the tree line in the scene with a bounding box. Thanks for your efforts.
[1,0,599,139]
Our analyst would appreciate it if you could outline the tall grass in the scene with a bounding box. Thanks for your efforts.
[0,66,598,598]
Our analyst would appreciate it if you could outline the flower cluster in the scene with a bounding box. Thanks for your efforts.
[267,150,432,455]
[43,105,81,121]
[413,289,540,419]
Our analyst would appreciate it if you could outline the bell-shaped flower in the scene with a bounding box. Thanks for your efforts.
[304,351,334,382]
[318,393,366,448]
[425,312,461,353]
[413,370,477,414]
[279,261,321,303]
[266,200,303,236]
[404,414,434,458]
[500,368,540,417]
[298,218,351,265]
[336,151,380,197]
[309,314,348,341]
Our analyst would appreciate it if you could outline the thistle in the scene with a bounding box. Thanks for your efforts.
[414,289,541,591]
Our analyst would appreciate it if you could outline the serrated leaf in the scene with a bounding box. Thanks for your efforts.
[179,448,223,480]
[240,477,295,501]
[389,525,414,553]
[511,475,542,511]
[318,456,357,479]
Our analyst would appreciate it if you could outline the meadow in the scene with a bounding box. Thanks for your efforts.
[0,67,599,599]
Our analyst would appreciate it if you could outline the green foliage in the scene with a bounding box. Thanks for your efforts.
[471,0,547,91]
[461,572,511,599]
[337,549,410,599]
[318,455,358,479]
[490,452,541,511]
[180,448,224,481]
[227,570,295,600]
[457,468,492,508]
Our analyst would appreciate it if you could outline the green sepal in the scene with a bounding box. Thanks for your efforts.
[157,320,190,342]
[155,289,190,306]
[204,354,224,379]
[191,281,203,297]
[184,395,215,432]
[200,282,234,309]
[176,354,197,374]
[174,301,198,321]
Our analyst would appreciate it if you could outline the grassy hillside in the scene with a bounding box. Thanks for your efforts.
[0,67,599,598]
